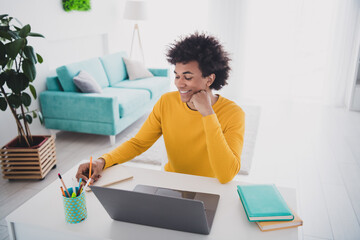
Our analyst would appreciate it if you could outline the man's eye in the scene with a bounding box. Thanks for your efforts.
[175,76,180,79]
[185,77,192,80]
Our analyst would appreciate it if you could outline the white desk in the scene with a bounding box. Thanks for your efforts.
[6,165,299,240]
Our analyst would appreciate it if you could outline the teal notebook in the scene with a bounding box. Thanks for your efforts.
[237,184,294,222]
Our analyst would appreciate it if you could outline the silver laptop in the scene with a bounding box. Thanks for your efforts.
[90,184,220,235]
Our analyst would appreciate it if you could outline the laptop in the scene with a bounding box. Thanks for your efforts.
[90,184,220,235]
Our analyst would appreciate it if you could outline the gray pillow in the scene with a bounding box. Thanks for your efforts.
[73,70,102,93]
[123,57,153,80]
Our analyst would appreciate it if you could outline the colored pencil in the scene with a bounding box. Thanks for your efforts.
[81,178,92,194]
[60,186,65,197]
[58,173,70,197]
[77,178,82,196]
[89,156,92,186]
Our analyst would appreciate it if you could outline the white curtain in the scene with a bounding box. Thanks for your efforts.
[208,0,360,107]
[323,0,360,107]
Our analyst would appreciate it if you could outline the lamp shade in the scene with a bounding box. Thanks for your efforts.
[123,1,148,21]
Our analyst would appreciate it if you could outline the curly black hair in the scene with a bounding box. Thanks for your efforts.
[166,32,231,90]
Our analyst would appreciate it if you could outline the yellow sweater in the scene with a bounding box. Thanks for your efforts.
[102,91,245,184]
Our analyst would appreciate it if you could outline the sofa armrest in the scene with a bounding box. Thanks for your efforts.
[39,91,118,124]
[148,68,169,77]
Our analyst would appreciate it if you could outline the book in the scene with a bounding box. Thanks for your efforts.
[256,209,303,231]
[85,164,133,192]
[237,184,294,222]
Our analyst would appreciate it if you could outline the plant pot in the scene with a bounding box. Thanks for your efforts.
[0,135,57,180]
[5,136,48,149]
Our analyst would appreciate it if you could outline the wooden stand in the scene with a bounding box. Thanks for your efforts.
[0,135,56,180]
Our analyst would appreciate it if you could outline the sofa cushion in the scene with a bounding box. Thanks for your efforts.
[56,58,109,92]
[123,57,153,80]
[101,87,150,118]
[73,70,102,93]
[112,76,169,99]
[100,52,128,86]
[46,76,63,91]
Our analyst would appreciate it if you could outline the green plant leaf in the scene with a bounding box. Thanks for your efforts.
[38,110,44,124]
[7,31,19,40]
[8,94,22,108]
[0,30,12,41]
[0,26,10,31]
[28,32,45,38]
[6,72,29,94]
[6,59,13,69]
[0,42,6,61]
[21,92,31,107]
[5,38,25,59]
[29,84,37,99]
[0,97,7,111]
[19,24,31,38]
[0,14,8,20]
[24,46,37,64]
[22,59,36,81]
[25,114,32,124]
[32,110,37,118]
[36,53,43,63]
[0,57,8,69]
[18,114,23,120]
[0,71,6,87]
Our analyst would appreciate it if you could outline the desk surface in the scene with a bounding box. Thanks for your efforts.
[6,164,299,240]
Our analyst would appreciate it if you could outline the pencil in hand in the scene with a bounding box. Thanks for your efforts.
[89,156,92,186]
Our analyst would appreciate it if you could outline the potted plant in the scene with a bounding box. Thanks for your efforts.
[0,14,56,180]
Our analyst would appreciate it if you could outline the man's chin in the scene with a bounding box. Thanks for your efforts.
[179,96,189,103]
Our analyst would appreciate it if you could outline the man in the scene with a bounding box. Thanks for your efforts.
[76,32,245,184]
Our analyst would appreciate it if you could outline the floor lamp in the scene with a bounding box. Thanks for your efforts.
[124,1,148,63]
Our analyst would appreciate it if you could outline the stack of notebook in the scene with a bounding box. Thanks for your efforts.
[237,184,303,232]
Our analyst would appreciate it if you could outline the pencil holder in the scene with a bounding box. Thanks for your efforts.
[62,187,87,224]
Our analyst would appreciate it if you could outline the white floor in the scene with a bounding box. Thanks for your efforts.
[235,101,360,240]
[1,101,360,240]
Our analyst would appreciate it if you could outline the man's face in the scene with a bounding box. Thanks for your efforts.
[174,61,210,103]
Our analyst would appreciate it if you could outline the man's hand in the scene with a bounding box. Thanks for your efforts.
[190,90,215,116]
[76,158,105,184]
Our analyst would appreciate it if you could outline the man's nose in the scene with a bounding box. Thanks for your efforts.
[176,77,186,87]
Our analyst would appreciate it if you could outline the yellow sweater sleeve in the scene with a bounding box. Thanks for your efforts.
[202,111,245,184]
[101,98,163,169]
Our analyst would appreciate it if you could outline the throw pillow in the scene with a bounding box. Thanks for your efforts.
[73,70,102,93]
[123,57,153,80]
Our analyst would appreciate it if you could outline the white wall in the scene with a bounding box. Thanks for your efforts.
[208,0,248,103]
[0,0,211,146]
[0,0,122,146]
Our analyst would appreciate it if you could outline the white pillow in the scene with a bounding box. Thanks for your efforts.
[123,57,153,80]
[73,70,102,93]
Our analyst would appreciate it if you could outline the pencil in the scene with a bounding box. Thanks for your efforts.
[58,173,70,197]
[77,178,82,196]
[78,184,84,195]
[60,186,65,197]
[82,178,92,193]
[89,156,92,186]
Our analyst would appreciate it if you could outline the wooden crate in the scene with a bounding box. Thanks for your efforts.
[0,135,57,180]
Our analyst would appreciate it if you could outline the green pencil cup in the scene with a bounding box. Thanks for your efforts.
[62,187,87,224]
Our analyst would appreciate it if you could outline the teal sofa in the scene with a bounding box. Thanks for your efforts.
[39,52,170,144]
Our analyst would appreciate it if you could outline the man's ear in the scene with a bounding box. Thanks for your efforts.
[207,73,216,86]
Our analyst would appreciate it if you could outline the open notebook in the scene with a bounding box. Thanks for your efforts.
[85,164,133,192]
